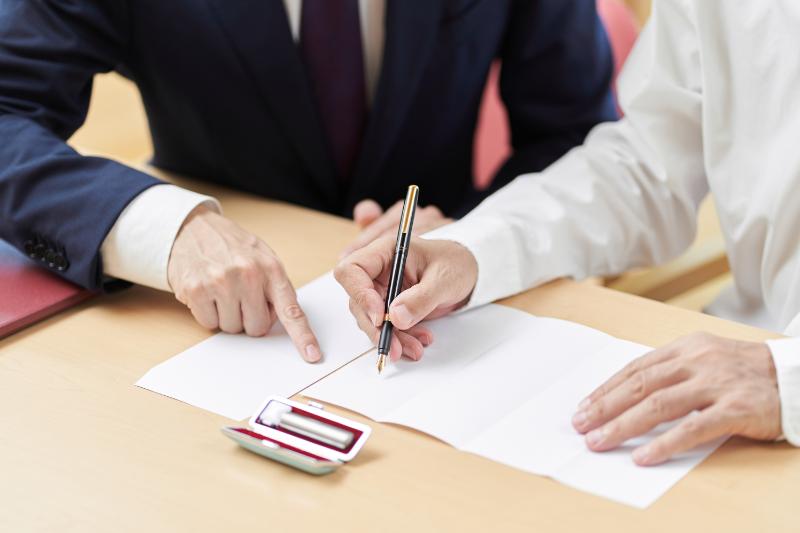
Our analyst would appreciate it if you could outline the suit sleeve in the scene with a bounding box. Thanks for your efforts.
[453,0,618,216]
[498,0,618,179]
[0,0,162,289]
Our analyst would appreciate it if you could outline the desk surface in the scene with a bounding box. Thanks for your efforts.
[0,172,796,532]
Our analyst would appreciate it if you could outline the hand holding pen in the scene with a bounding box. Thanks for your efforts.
[335,186,479,370]
[375,185,420,373]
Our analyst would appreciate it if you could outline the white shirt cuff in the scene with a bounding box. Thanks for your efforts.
[100,184,221,291]
[766,337,800,447]
[422,215,523,310]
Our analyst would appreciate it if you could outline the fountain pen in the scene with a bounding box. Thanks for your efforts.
[376,185,419,374]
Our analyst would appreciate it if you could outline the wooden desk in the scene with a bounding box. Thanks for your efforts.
[0,175,796,532]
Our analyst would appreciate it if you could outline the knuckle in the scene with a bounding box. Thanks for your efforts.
[261,256,284,277]
[249,325,270,337]
[232,256,260,278]
[271,275,294,294]
[646,393,666,417]
[588,387,605,405]
[220,323,243,334]
[590,400,607,421]
[194,314,218,330]
[206,268,228,292]
[333,263,350,284]
[620,360,641,381]
[244,316,271,337]
[630,372,648,402]
[681,416,704,436]
[719,395,750,422]
[283,303,306,321]
[198,321,218,331]
[434,261,457,281]
[353,288,373,309]
[686,332,718,354]
[182,281,206,301]
[242,233,261,250]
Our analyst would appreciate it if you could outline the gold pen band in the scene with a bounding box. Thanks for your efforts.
[400,185,419,234]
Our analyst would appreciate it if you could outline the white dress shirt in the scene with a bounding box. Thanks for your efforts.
[425,0,800,445]
[100,0,385,291]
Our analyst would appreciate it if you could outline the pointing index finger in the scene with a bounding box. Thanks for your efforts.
[266,275,321,363]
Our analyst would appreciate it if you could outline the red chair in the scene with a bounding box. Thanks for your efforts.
[473,0,639,189]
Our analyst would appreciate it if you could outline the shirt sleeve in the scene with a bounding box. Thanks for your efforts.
[100,184,221,291]
[766,337,800,446]
[423,0,708,309]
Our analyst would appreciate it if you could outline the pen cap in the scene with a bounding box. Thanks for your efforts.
[249,395,372,463]
[399,185,419,235]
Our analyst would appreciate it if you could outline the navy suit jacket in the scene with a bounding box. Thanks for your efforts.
[0,0,616,289]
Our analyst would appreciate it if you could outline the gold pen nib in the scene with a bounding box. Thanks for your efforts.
[377,353,387,374]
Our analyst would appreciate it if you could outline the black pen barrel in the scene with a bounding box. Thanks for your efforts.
[377,185,419,365]
[385,238,410,309]
[377,320,393,355]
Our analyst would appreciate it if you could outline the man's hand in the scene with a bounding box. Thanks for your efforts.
[341,199,453,258]
[571,332,781,465]
[334,236,478,361]
[167,206,321,363]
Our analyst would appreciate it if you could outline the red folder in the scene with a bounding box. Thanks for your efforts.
[0,240,93,339]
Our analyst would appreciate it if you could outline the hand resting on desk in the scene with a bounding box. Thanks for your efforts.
[167,205,322,363]
[336,237,784,465]
[572,332,781,465]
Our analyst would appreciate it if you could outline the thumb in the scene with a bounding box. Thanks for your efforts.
[389,268,457,330]
[353,199,384,228]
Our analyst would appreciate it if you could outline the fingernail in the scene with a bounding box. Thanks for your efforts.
[372,311,383,327]
[586,428,606,448]
[390,305,412,328]
[633,446,650,465]
[305,345,321,363]
[578,397,592,410]
[572,411,588,429]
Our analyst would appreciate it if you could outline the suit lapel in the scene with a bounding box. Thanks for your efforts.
[205,0,337,203]
[347,0,444,206]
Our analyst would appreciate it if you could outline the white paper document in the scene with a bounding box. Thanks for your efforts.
[304,304,725,508]
[136,273,372,420]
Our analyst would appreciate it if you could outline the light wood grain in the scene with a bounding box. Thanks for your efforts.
[0,170,795,533]
[70,73,152,162]
[666,273,734,312]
